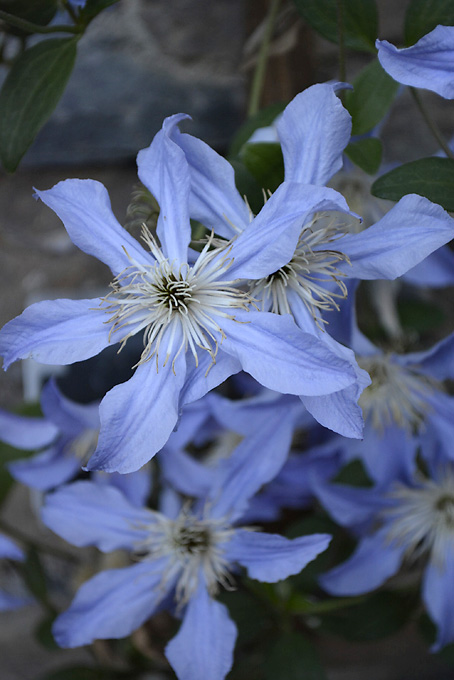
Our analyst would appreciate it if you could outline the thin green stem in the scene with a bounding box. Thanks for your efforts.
[336,0,346,87]
[410,87,454,159]
[0,10,81,35]
[0,518,79,563]
[248,0,281,117]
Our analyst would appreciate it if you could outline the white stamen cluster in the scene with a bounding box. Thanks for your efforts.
[358,355,437,432]
[101,227,251,371]
[134,507,235,604]
[248,217,350,327]
[383,469,454,568]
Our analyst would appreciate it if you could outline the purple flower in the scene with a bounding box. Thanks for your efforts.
[377,25,454,99]
[42,409,331,679]
[0,115,359,473]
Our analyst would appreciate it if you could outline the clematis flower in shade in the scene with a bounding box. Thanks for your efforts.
[0,534,32,611]
[377,25,454,99]
[315,462,454,651]
[0,115,360,474]
[42,410,331,680]
[166,83,454,437]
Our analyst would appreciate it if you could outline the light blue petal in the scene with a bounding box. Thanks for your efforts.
[312,478,385,528]
[170,125,251,238]
[422,545,454,651]
[94,467,152,508]
[35,180,150,276]
[137,114,192,262]
[210,391,302,436]
[8,445,82,490]
[227,529,331,581]
[228,183,352,279]
[40,378,99,435]
[160,448,216,498]
[277,83,352,184]
[397,331,454,381]
[165,583,237,680]
[403,247,454,287]
[220,310,356,397]
[179,350,241,407]
[0,409,57,449]
[377,26,454,99]
[320,526,405,595]
[339,195,454,280]
[209,404,296,521]
[53,561,169,648]
[0,298,110,369]
[42,481,151,551]
[0,533,24,561]
[301,384,365,439]
[88,350,187,473]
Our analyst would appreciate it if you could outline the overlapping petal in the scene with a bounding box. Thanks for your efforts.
[377,26,454,99]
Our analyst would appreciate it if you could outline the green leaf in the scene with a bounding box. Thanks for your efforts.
[265,632,327,680]
[398,299,446,334]
[345,59,399,136]
[371,157,454,211]
[332,459,373,488]
[81,0,120,21]
[345,137,382,174]
[0,0,58,34]
[0,37,78,172]
[292,0,378,53]
[231,158,265,215]
[229,102,285,157]
[405,0,454,45]
[22,547,49,605]
[240,142,285,193]
[35,615,59,651]
[319,591,415,641]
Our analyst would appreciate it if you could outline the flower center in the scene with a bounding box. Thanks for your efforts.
[383,470,454,567]
[101,227,251,372]
[358,355,437,432]
[248,214,351,328]
[134,506,235,604]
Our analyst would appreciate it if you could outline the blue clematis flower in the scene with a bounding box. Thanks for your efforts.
[168,83,454,437]
[377,25,454,99]
[42,408,331,680]
[8,379,151,504]
[315,461,454,651]
[0,113,361,473]
[0,534,32,611]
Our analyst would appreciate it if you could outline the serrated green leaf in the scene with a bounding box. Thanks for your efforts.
[229,102,285,157]
[0,37,78,172]
[405,0,454,45]
[293,0,378,53]
[265,632,327,680]
[345,137,382,174]
[371,157,454,211]
[240,142,284,193]
[345,59,399,136]
[320,591,415,641]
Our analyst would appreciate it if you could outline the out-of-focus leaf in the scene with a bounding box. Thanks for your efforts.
[231,158,265,215]
[371,157,454,211]
[265,632,327,680]
[405,0,454,45]
[229,102,285,157]
[0,0,58,34]
[292,0,378,53]
[35,615,59,651]
[319,591,415,641]
[0,37,78,172]
[240,142,285,193]
[81,0,120,21]
[345,137,382,175]
[332,459,373,488]
[219,588,272,645]
[38,668,132,680]
[398,299,446,334]
[345,59,399,136]
[22,547,48,604]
